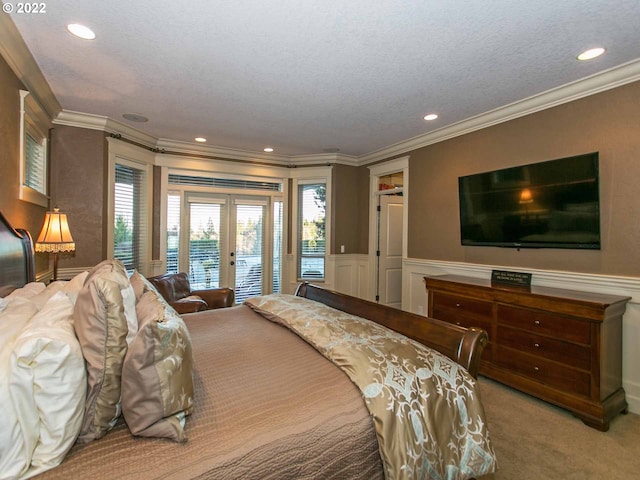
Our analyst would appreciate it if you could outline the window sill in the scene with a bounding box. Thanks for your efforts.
[19,185,49,208]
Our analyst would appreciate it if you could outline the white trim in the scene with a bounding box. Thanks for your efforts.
[4,11,640,167]
[55,110,158,148]
[0,13,61,119]
[106,138,155,275]
[358,59,640,165]
[19,90,50,208]
[368,156,409,302]
[46,60,640,167]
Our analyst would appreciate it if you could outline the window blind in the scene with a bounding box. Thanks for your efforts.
[114,164,146,271]
[166,194,181,274]
[24,132,46,193]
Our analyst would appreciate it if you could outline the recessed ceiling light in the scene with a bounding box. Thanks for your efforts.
[67,23,96,40]
[577,47,605,61]
[263,147,274,152]
[122,113,148,123]
[423,114,439,121]
[194,137,207,143]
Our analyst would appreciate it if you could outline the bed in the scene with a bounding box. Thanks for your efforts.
[0,212,497,480]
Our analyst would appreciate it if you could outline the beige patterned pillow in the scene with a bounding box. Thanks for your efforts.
[73,260,130,443]
[121,289,194,442]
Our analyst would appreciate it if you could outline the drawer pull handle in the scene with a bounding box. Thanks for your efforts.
[533,366,540,372]
[455,303,461,308]
[455,321,461,326]
[534,320,541,326]
[534,343,540,348]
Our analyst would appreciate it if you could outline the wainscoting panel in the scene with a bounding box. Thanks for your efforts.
[403,258,640,415]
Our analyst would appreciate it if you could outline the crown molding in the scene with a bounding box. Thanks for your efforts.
[0,11,61,120]
[358,58,640,165]
[53,110,158,147]
[45,57,640,168]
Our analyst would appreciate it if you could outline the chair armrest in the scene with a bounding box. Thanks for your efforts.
[191,287,235,309]
[171,297,208,314]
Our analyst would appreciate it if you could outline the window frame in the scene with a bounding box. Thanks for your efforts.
[107,138,154,275]
[289,167,331,283]
[19,90,51,207]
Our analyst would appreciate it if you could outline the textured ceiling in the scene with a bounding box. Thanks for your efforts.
[8,0,640,157]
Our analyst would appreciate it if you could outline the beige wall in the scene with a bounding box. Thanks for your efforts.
[49,125,108,270]
[331,164,370,254]
[406,80,640,276]
[0,54,48,274]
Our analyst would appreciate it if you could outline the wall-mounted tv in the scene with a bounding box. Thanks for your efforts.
[458,152,600,249]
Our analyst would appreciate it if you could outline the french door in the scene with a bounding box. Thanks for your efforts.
[168,193,282,303]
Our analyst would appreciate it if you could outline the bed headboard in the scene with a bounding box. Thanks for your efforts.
[0,211,36,297]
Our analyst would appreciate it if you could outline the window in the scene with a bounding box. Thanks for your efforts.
[108,138,153,273]
[166,193,181,274]
[113,164,148,271]
[298,183,326,279]
[273,200,283,293]
[19,90,50,207]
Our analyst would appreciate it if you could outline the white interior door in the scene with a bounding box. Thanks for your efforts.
[377,195,403,308]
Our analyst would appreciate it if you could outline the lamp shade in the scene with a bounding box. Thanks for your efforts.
[35,208,76,253]
[519,188,534,204]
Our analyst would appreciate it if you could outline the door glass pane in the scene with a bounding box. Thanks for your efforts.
[235,204,264,302]
[273,201,283,293]
[166,194,181,274]
[189,203,223,289]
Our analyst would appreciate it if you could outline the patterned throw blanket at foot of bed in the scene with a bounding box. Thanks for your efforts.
[245,294,497,480]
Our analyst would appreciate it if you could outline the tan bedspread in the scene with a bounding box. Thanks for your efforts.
[36,305,383,479]
[245,294,497,480]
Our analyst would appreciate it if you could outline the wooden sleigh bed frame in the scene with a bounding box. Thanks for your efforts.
[0,212,494,479]
[0,211,487,379]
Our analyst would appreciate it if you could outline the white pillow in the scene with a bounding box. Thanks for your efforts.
[0,298,40,479]
[121,283,138,345]
[62,271,89,304]
[9,292,86,478]
[1,283,46,310]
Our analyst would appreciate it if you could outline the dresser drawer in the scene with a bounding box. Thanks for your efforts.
[497,305,590,344]
[497,326,591,371]
[431,292,493,323]
[496,346,591,397]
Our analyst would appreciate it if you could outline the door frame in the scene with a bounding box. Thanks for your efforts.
[368,156,409,304]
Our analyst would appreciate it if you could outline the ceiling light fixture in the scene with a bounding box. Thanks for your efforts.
[263,147,274,153]
[195,137,207,143]
[66,23,96,40]
[577,47,605,61]
[423,114,439,121]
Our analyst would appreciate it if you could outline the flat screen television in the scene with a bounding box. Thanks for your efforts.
[458,152,600,249]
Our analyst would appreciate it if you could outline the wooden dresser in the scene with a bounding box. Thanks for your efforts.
[424,274,630,431]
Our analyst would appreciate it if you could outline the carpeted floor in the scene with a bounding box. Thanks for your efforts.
[477,377,640,479]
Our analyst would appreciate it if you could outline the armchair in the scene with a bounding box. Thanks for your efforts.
[147,272,234,314]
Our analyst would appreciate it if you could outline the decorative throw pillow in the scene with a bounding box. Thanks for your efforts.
[73,259,130,443]
[121,289,194,442]
[129,269,146,302]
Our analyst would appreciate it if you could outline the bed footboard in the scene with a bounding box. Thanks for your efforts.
[295,282,487,378]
